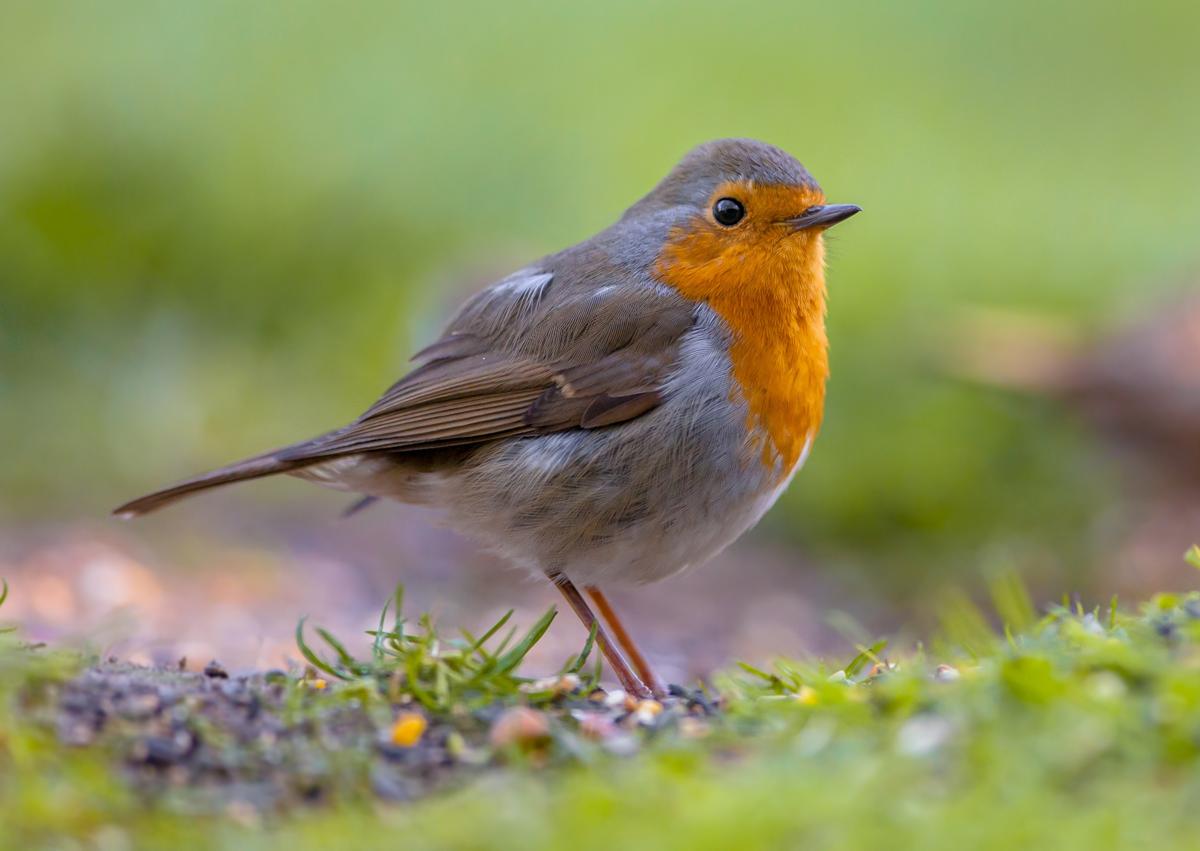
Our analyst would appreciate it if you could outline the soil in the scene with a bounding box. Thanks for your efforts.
[45,660,716,812]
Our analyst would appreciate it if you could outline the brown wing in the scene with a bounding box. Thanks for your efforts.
[279,307,693,460]
[114,270,696,517]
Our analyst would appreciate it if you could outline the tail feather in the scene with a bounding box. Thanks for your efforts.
[113,450,316,518]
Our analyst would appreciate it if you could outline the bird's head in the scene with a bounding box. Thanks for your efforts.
[637,138,859,308]
[630,139,860,473]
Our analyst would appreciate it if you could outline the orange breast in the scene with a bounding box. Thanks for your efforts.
[654,184,830,476]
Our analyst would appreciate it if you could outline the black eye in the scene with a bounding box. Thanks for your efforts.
[712,197,745,226]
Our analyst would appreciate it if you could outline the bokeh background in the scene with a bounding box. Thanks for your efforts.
[3,1,1199,679]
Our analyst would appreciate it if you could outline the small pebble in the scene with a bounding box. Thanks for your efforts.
[117,692,161,720]
[519,673,582,697]
[587,687,608,703]
[603,689,629,709]
[489,706,551,750]
[578,713,617,740]
[633,699,663,725]
[133,731,193,766]
[934,664,961,682]
[557,673,581,693]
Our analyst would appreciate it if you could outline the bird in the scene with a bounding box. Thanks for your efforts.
[114,138,860,698]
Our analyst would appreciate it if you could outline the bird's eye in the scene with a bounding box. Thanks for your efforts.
[712,197,745,226]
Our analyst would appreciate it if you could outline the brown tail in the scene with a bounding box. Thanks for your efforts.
[113,450,317,518]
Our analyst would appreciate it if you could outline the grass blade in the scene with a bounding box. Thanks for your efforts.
[737,661,778,683]
[492,625,519,658]
[494,607,557,675]
[0,577,12,634]
[295,617,349,681]
[471,610,513,653]
[566,620,599,674]
[391,585,405,641]
[844,639,888,678]
[316,627,360,672]
[372,598,392,662]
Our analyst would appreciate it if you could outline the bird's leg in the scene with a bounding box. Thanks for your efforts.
[586,585,666,698]
[548,572,652,699]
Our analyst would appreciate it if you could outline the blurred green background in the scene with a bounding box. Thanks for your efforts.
[3,0,1199,607]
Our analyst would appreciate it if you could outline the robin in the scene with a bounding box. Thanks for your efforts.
[115,138,860,698]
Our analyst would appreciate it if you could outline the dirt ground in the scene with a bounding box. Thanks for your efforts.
[0,498,859,686]
[42,659,716,811]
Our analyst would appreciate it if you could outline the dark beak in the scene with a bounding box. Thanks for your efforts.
[786,204,862,231]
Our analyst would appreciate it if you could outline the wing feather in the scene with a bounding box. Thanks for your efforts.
[116,267,700,517]
[277,273,697,461]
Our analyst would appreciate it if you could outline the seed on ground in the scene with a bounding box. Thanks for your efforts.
[389,712,428,748]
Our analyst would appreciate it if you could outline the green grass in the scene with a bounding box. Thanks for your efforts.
[5,554,1200,849]
[295,585,600,712]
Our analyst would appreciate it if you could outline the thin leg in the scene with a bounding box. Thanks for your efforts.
[549,573,652,699]
[586,586,666,698]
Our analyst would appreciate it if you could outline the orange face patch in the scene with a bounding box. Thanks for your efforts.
[654,181,830,475]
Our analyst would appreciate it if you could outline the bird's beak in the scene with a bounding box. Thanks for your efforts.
[786,204,862,231]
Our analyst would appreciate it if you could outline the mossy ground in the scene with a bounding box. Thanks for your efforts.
[5,561,1200,850]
